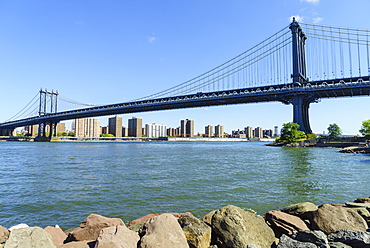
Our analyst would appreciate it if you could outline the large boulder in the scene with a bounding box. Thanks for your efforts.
[0,225,9,244]
[128,212,192,226]
[69,213,125,241]
[44,226,68,247]
[290,230,328,246]
[4,226,56,248]
[354,198,370,203]
[211,205,275,248]
[281,202,318,219]
[265,210,309,237]
[95,225,139,248]
[178,214,212,248]
[328,229,370,247]
[138,214,189,248]
[309,204,368,234]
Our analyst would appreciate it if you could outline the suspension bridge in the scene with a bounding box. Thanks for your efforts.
[1,18,370,141]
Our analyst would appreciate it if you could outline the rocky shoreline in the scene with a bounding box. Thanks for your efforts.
[2,198,370,247]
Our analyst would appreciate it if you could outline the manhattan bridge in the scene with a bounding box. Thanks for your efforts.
[1,18,370,140]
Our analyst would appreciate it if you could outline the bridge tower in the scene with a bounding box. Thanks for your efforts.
[286,17,316,134]
[35,89,59,141]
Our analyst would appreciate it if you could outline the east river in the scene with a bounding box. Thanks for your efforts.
[0,141,369,229]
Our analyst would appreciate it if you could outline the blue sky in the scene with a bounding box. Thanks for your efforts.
[1,0,369,134]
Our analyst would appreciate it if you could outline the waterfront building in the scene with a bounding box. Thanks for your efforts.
[244,126,253,138]
[215,125,225,138]
[145,123,167,138]
[254,127,263,138]
[263,129,273,137]
[274,126,279,137]
[205,125,214,137]
[27,124,38,137]
[108,116,123,137]
[122,126,128,137]
[74,118,101,137]
[27,123,65,136]
[180,119,194,137]
[167,127,179,137]
[128,117,142,137]
[101,126,109,134]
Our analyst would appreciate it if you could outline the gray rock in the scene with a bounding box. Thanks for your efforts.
[178,214,212,248]
[291,230,328,246]
[277,234,317,248]
[282,202,318,219]
[95,225,139,248]
[345,202,370,209]
[211,205,275,248]
[138,213,189,248]
[328,229,370,247]
[4,227,56,248]
[328,242,352,248]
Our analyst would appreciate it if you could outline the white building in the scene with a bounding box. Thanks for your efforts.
[74,118,101,137]
[145,123,167,138]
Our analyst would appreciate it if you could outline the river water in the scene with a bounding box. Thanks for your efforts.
[0,141,369,229]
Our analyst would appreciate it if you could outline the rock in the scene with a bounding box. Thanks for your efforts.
[290,230,328,246]
[59,240,96,248]
[345,202,370,209]
[8,224,29,232]
[69,213,125,241]
[328,242,352,248]
[276,234,317,248]
[265,210,309,237]
[202,210,216,226]
[127,222,145,233]
[309,204,368,234]
[354,198,370,203]
[95,225,139,248]
[328,229,370,247]
[281,202,318,219]
[0,225,9,244]
[44,226,68,248]
[128,212,192,226]
[137,213,189,248]
[4,226,56,248]
[349,207,370,226]
[211,205,275,248]
[178,214,212,248]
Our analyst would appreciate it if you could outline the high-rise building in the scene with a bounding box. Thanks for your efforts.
[108,116,123,137]
[167,127,178,137]
[180,119,194,137]
[254,127,263,138]
[74,118,101,137]
[205,125,214,137]
[263,129,273,137]
[27,124,38,137]
[274,126,279,137]
[128,117,143,137]
[244,126,253,138]
[145,123,167,138]
[122,126,128,137]
[215,125,225,137]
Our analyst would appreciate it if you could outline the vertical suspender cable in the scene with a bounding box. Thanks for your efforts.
[357,30,361,77]
[348,29,353,78]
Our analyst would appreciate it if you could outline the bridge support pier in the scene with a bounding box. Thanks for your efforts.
[0,128,16,136]
[34,122,59,142]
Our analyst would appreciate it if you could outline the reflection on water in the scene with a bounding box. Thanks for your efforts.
[0,142,369,228]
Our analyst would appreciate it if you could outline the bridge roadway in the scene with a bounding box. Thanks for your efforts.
[0,76,369,130]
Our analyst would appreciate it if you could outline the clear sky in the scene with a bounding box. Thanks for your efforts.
[1,0,369,135]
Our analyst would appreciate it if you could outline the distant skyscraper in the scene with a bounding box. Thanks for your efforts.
[263,129,273,137]
[122,126,128,137]
[128,117,143,137]
[254,127,263,138]
[108,116,123,137]
[244,126,253,138]
[145,123,167,138]
[167,127,178,137]
[205,125,214,137]
[180,119,194,137]
[74,118,101,137]
[215,125,225,137]
[274,126,279,137]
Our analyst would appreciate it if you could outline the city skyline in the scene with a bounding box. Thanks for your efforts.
[1,1,369,135]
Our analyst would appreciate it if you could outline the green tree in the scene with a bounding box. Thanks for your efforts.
[100,133,115,137]
[280,122,307,143]
[327,123,342,138]
[359,119,370,139]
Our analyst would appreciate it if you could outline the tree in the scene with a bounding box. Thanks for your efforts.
[327,123,342,138]
[280,122,307,143]
[359,120,370,139]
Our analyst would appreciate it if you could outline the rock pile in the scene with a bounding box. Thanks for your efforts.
[1,198,370,248]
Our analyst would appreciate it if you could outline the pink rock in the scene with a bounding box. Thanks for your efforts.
[265,209,309,237]
[128,212,192,226]
[70,213,125,241]
[95,225,140,248]
[138,214,189,248]
[44,226,68,247]
[0,225,9,243]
